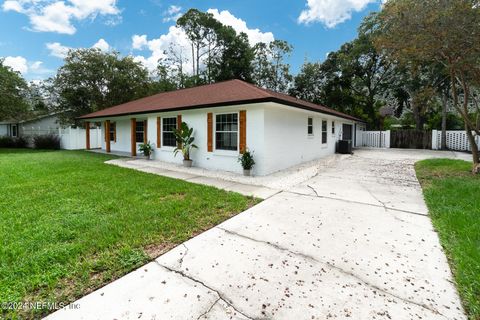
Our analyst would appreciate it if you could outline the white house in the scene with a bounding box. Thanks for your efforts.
[79,80,365,176]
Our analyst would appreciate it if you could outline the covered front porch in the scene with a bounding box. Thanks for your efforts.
[83,115,156,156]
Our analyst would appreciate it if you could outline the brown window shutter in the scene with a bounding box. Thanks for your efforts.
[113,122,116,142]
[239,110,246,154]
[131,118,136,156]
[207,113,213,152]
[104,121,107,142]
[177,115,182,148]
[143,120,148,144]
[156,117,161,148]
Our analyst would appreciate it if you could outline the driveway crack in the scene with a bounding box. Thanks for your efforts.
[217,227,447,319]
[306,184,320,197]
[178,243,189,269]
[196,297,220,320]
[153,261,258,320]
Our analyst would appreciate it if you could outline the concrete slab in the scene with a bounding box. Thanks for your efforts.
[223,183,280,199]
[46,149,466,320]
[155,170,200,180]
[45,261,220,320]
[185,176,238,189]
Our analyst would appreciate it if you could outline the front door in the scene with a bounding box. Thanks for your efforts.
[342,124,353,141]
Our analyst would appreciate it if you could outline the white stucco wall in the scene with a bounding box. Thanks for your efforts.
[262,103,355,175]
[100,104,266,175]
[95,102,358,176]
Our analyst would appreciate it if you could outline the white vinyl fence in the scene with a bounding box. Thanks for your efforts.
[432,130,480,151]
[357,130,391,148]
[59,127,102,150]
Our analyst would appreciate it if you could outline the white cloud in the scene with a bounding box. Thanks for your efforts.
[3,56,28,74]
[207,9,274,45]
[1,56,52,77]
[163,5,182,23]
[298,0,379,27]
[2,0,121,34]
[131,9,274,73]
[2,0,24,12]
[132,34,148,50]
[46,38,110,58]
[46,42,71,58]
[132,26,190,72]
[92,38,110,51]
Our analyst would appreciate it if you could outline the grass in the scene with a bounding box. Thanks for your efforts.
[416,159,480,320]
[0,149,258,319]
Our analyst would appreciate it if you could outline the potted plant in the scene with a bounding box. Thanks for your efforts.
[238,149,255,176]
[138,141,153,159]
[173,122,198,167]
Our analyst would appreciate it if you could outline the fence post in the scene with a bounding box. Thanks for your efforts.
[432,130,438,150]
[385,130,391,148]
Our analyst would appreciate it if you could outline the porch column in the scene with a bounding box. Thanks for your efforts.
[85,121,90,150]
[131,118,137,156]
[105,120,111,153]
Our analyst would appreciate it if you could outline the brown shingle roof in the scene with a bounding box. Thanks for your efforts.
[79,79,362,122]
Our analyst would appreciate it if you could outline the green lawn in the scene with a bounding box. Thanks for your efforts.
[0,149,257,319]
[416,159,480,320]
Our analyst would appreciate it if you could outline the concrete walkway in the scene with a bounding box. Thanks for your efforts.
[46,149,467,320]
[106,158,281,199]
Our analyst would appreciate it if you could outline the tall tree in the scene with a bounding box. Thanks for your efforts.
[374,0,480,173]
[252,40,293,93]
[51,48,151,124]
[0,59,29,121]
[290,34,395,128]
[209,30,254,82]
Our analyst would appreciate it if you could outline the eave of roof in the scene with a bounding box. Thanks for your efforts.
[78,79,364,123]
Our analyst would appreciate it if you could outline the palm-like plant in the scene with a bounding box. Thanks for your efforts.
[173,122,198,161]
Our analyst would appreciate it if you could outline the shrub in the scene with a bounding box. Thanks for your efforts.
[0,136,29,148]
[33,134,61,150]
[238,149,255,170]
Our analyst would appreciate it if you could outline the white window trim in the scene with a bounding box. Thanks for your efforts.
[321,119,328,145]
[307,117,314,137]
[213,111,239,155]
[161,116,177,149]
[135,120,145,144]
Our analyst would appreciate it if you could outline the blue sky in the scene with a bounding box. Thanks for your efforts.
[0,0,382,81]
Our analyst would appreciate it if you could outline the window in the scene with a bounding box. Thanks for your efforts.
[215,113,238,151]
[109,122,116,142]
[162,117,177,147]
[332,121,335,134]
[307,117,313,135]
[136,121,144,143]
[11,125,17,137]
[322,120,327,144]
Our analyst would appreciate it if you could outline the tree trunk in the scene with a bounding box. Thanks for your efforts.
[191,44,195,77]
[464,122,480,174]
[441,93,448,150]
[412,103,422,130]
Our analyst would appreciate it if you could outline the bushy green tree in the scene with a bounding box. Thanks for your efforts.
[51,48,151,124]
[0,59,29,121]
[374,0,480,172]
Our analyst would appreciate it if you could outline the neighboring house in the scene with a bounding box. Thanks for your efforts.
[79,79,365,176]
[0,113,61,138]
[0,112,102,150]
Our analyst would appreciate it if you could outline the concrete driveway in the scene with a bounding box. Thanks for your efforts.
[46,149,467,320]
